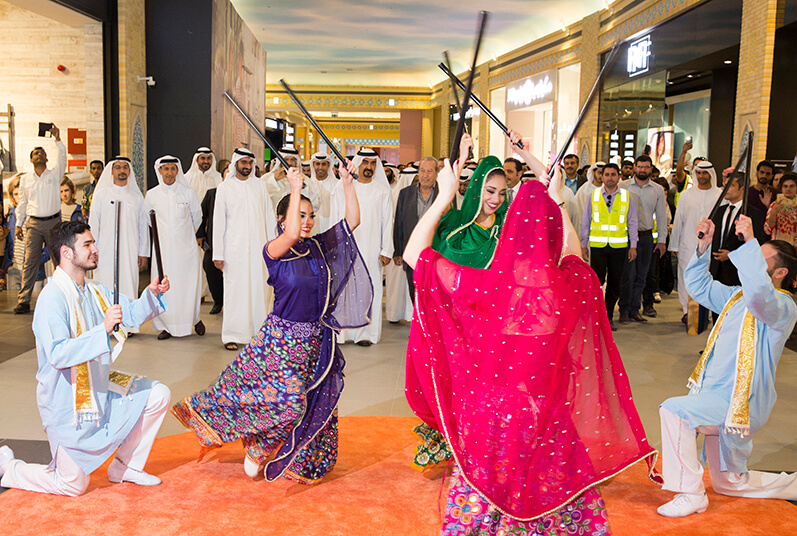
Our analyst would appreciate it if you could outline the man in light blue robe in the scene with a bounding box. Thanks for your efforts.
[0,221,171,496]
[658,214,797,517]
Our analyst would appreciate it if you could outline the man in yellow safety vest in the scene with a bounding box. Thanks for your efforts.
[580,163,639,331]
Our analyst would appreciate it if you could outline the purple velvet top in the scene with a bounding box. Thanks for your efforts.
[262,219,373,329]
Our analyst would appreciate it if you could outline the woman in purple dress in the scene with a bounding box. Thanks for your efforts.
[172,163,372,484]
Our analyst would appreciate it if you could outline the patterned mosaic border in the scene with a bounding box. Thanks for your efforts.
[489,46,581,88]
[345,137,399,146]
[599,0,692,48]
[270,95,431,110]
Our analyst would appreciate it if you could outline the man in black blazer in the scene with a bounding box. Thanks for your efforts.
[392,156,439,300]
[710,173,767,287]
[197,185,223,314]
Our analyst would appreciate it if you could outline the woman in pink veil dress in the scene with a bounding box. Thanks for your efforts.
[403,160,658,535]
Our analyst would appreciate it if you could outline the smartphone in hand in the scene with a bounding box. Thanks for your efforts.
[38,122,53,137]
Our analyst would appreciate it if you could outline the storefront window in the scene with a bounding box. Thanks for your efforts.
[598,70,668,167]
[556,63,581,158]
[496,64,580,163]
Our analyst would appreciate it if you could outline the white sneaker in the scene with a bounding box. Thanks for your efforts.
[657,493,708,517]
[244,455,262,478]
[653,292,662,303]
[107,458,161,486]
[0,445,14,478]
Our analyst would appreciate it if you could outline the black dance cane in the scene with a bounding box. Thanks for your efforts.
[697,131,752,239]
[737,130,754,241]
[279,79,358,179]
[548,42,622,175]
[439,39,623,161]
[443,50,473,163]
[112,200,121,332]
[149,210,165,284]
[439,61,523,151]
[450,11,489,164]
[223,92,291,171]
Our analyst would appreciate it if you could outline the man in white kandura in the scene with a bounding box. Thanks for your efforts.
[262,146,321,211]
[145,156,204,340]
[213,148,278,351]
[657,214,797,517]
[184,147,223,302]
[309,151,337,233]
[185,147,223,203]
[669,161,722,321]
[330,148,394,346]
[0,221,171,496]
[88,156,150,334]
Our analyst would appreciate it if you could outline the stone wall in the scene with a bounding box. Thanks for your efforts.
[0,0,104,173]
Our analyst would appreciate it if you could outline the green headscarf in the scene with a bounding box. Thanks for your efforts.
[432,155,509,269]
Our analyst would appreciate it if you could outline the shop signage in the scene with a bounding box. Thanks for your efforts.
[505,71,556,110]
[627,35,652,77]
[450,105,480,121]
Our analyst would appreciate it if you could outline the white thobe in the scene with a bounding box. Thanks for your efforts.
[145,182,202,336]
[669,185,721,313]
[213,176,277,344]
[574,181,600,241]
[312,177,338,233]
[262,172,321,216]
[89,185,149,332]
[386,175,414,323]
[330,180,394,344]
[559,184,579,232]
[186,169,221,204]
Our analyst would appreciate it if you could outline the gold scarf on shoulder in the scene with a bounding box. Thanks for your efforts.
[688,289,790,437]
[51,268,128,425]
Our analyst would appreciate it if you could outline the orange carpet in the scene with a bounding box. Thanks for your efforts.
[1,416,794,535]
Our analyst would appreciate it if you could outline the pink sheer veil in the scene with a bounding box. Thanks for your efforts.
[407,179,657,520]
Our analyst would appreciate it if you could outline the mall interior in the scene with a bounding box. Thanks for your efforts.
[1,0,796,533]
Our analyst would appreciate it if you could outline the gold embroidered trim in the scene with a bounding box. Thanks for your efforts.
[109,371,133,389]
[72,314,94,413]
[688,290,744,388]
[730,311,756,428]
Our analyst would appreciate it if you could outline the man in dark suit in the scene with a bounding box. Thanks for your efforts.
[393,156,439,300]
[710,172,767,288]
[197,183,223,314]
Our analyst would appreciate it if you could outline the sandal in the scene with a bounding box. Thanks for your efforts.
[224,342,239,351]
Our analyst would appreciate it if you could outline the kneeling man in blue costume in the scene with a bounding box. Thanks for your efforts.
[0,221,171,496]
[658,214,797,517]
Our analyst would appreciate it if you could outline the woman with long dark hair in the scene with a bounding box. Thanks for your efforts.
[172,163,373,484]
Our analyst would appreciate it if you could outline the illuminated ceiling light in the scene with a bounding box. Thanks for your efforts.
[369,124,374,130]
[687,74,694,78]
[388,98,395,106]
[724,60,733,65]
[272,97,279,104]
[559,19,569,35]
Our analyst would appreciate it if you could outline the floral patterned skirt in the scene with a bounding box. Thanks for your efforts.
[442,466,611,536]
[171,313,339,484]
[412,422,452,470]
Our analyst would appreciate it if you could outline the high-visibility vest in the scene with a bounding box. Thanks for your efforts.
[653,212,658,241]
[589,188,630,248]
[674,174,692,206]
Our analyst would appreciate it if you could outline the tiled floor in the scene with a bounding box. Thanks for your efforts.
[2,285,796,497]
